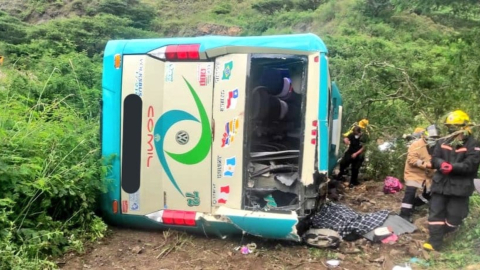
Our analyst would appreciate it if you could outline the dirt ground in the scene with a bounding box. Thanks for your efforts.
[59,181,438,270]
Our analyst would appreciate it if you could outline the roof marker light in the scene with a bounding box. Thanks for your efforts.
[148,46,167,60]
[114,54,121,69]
[148,44,201,61]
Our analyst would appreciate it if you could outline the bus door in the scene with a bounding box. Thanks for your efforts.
[120,54,214,215]
[211,54,248,210]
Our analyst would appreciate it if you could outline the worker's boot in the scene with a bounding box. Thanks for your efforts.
[424,224,445,251]
[399,209,413,223]
[444,222,459,235]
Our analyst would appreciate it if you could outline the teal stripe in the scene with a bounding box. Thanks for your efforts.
[119,33,327,54]
[227,215,299,241]
[318,53,329,172]
[101,40,127,212]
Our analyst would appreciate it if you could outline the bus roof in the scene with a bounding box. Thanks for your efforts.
[109,33,328,55]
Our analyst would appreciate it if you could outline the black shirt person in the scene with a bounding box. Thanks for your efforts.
[336,126,367,188]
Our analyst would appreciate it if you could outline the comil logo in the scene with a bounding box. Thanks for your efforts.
[146,106,154,167]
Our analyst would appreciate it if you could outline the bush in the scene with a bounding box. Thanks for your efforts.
[364,139,408,181]
[0,12,28,45]
[0,52,108,269]
[98,0,157,30]
[212,3,232,15]
[252,0,294,15]
[293,0,325,11]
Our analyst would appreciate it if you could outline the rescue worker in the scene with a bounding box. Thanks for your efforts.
[343,118,369,138]
[399,125,439,222]
[336,125,368,188]
[423,110,480,251]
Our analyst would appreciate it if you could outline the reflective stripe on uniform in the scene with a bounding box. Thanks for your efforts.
[441,144,453,150]
[401,203,413,209]
[445,220,457,227]
[428,221,445,225]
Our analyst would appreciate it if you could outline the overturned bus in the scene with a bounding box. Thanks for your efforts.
[100,33,343,241]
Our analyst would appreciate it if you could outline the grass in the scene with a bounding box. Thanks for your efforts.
[433,194,480,268]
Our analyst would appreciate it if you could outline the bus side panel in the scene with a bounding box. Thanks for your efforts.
[211,54,248,210]
[120,55,164,215]
[120,56,214,214]
[159,61,214,213]
[300,53,321,185]
[101,41,125,217]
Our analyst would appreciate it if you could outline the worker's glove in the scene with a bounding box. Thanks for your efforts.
[440,162,453,174]
[415,160,425,167]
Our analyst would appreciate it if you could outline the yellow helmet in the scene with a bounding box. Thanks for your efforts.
[445,110,470,126]
[413,127,425,134]
[358,119,369,129]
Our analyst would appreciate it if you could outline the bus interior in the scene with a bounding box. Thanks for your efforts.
[244,54,308,212]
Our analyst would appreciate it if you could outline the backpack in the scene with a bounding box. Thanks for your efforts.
[383,176,403,194]
[303,228,342,248]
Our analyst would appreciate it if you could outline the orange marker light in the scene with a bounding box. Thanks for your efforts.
[113,200,118,214]
[114,54,121,69]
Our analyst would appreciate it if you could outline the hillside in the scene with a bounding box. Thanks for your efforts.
[1,0,480,269]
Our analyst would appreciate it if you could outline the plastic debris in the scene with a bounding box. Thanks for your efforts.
[373,226,393,242]
[392,264,412,270]
[239,243,257,254]
[364,215,417,241]
[409,257,430,267]
[381,234,398,244]
[240,246,250,254]
[326,259,340,267]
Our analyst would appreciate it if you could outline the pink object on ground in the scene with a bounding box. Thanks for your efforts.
[383,176,403,194]
[381,234,398,244]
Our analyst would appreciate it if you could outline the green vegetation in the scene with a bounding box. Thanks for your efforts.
[1,0,480,268]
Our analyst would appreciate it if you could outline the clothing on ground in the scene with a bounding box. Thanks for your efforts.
[311,202,390,238]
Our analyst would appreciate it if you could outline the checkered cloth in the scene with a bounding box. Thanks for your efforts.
[311,203,389,237]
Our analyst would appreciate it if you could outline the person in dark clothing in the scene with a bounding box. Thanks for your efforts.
[337,126,368,188]
[423,110,480,252]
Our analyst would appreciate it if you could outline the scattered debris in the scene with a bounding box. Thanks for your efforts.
[311,202,390,239]
[383,176,403,194]
[59,181,439,270]
[409,257,430,267]
[381,234,398,244]
[372,227,394,242]
[303,228,342,248]
[241,246,250,254]
[392,264,412,270]
[363,215,417,241]
[239,243,257,254]
[326,259,340,267]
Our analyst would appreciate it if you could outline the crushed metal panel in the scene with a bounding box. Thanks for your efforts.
[214,207,300,241]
